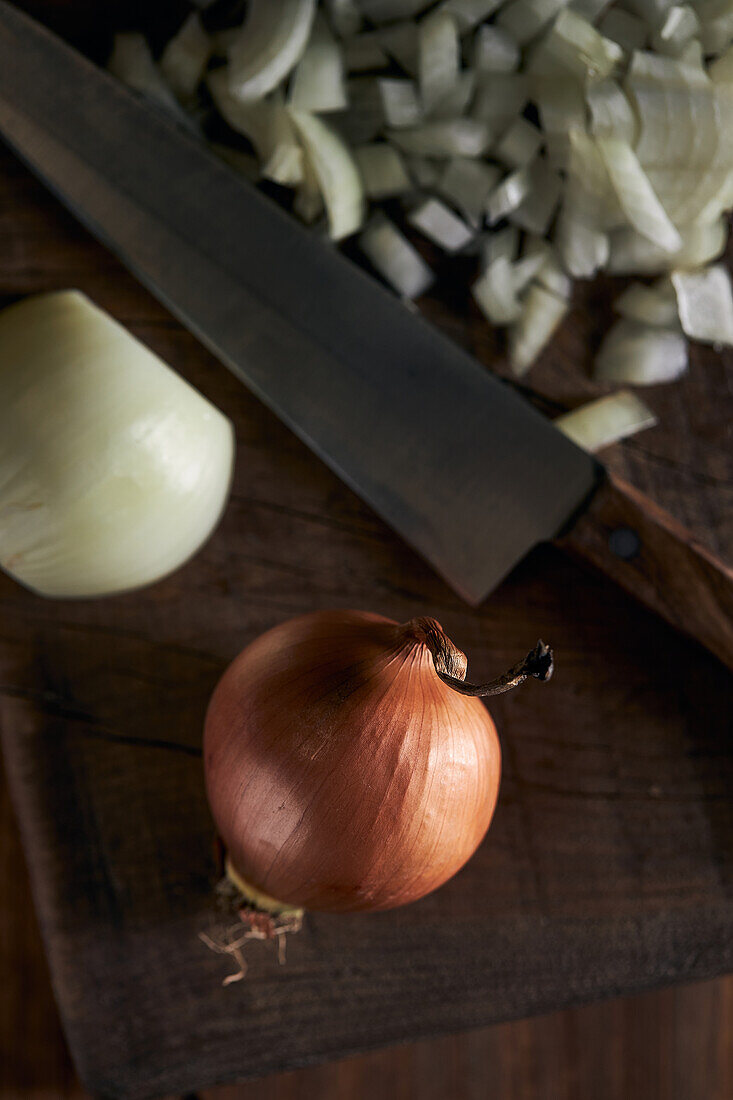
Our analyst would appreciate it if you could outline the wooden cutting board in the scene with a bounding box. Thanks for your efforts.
[1,97,732,1100]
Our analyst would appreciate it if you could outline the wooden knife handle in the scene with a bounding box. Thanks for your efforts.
[555,470,733,671]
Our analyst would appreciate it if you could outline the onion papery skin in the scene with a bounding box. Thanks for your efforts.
[204,610,501,913]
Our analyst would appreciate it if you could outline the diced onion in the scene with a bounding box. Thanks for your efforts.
[377,78,423,127]
[671,265,733,346]
[359,213,434,297]
[594,319,689,384]
[480,225,520,267]
[472,257,523,324]
[408,197,475,251]
[290,13,348,111]
[473,24,520,72]
[538,10,623,83]
[510,160,563,233]
[208,73,304,186]
[437,157,501,225]
[497,0,572,48]
[152,0,733,400]
[289,109,366,238]
[495,117,543,168]
[555,391,658,452]
[388,118,493,155]
[509,284,569,375]
[418,11,461,115]
[354,142,412,197]
[614,278,679,326]
[227,0,317,101]
[486,167,532,223]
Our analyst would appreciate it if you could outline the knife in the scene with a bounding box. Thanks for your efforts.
[0,3,731,670]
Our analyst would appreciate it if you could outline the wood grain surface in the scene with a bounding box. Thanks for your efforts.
[0,16,732,1097]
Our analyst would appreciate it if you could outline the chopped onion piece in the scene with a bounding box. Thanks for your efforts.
[654,5,699,55]
[359,214,434,297]
[495,117,543,168]
[388,118,493,155]
[378,21,420,74]
[472,73,529,131]
[510,159,563,233]
[596,136,682,253]
[160,14,211,103]
[437,0,506,30]
[539,10,623,83]
[434,71,477,119]
[614,279,679,327]
[354,142,412,197]
[418,11,461,115]
[622,0,677,24]
[358,0,435,21]
[594,319,688,384]
[556,209,610,277]
[472,257,523,324]
[511,247,551,293]
[289,109,365,239]
[108,33,195,129]
[536,250,574,297]
[208,72,304,186]
[290,14,347,112]
[437,157,501,225]
[587,79,638,143]
[531,78,586,168]
[343,31,390,70]
[405,155,442,186]
[555,391,658,452]
[509,284,569,375]
[408,197,475,251]
[378,77,423,127]
[568,0,611,22]
[607,219,727,273]
[598,9,647,53]
[480,225,520,267]
[486,167,531,223]
[326,0,363,36]
[473,24,520,72]
[671,265,733,346]
[497,0,572,48]
[227,0,316,101]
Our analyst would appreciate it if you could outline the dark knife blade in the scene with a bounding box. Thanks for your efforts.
[0,1,598,603]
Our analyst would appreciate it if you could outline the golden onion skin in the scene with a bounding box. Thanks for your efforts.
[204,610,501,913]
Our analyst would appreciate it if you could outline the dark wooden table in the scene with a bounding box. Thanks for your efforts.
[1,17,732,1096]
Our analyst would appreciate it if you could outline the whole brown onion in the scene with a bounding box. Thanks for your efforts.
[204,610,552,914]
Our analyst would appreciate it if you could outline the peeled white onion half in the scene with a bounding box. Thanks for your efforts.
[0,291,235,598]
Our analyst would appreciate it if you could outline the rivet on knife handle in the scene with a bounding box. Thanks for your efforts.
[556,470,733,672]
